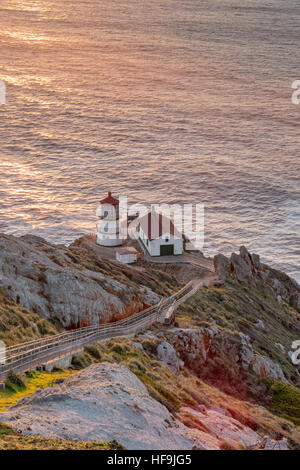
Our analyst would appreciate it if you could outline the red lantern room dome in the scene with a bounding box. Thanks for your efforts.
[99,191,119,206]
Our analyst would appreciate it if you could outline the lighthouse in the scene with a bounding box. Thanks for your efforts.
[96,191,123,247]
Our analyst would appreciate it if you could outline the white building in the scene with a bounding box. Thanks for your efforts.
[96,191,123,247]
[138,210,183,257]
[115,246,138,264]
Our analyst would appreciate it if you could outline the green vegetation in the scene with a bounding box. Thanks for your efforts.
[176,281,300,387]
[130,338,300,445]
[1,252,300,449]
[5,371,25,389]
[84,344,102,360]
[263,379,300,426]
[0,369,76,412]
[1,334,300,449]
[0,368,125,449]
[67,243,177,297]
[71,351,92,369]
[0,422,124,450]
[75,339,195,413]
[70,337,300,448]
[0,289,60,346]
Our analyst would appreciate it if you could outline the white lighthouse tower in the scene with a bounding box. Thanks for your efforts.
[96,191,123,247]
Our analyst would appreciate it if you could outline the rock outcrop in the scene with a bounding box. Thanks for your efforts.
[0,233,166,329]
[180,407,262,449]
[156,341,184,373]
[0,363,199,450]
[261,437,289,450]
[171,326,287,385]
[214,246,300,312]
[0,363,285,450]
[213,254,230,283]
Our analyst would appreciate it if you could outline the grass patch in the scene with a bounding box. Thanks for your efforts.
[84,344,102,360]
[0,369,76,412]
[0,289,60,346]
[0,423,124,449]
[71,352,92,369]
[175,282,300,388]
[264,378,300,426]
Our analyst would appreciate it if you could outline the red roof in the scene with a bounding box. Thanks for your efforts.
[138,211,182,241]
[99,191,119,206]
[115,247,138,255]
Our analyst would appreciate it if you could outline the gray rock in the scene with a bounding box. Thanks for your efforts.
[275,343,286,353]
[130,342,144,352]
[239,246,252,264]
[0,363,195,450]
[210,406,227,416]
[213,254,230,282]
[156,342,184,373]
[156,332,165,339]
[172,327,286,382]
[140,285,161,305]
[213,246,300,313]
[252,253,262,271]
[254,320,265,330]
[291,293,300,311]
[251,354,287,382]
[262,437,289,450]
[180,407,262,449]
[0,233,160,328]
[2,362,268,451]
[230,252,253,284]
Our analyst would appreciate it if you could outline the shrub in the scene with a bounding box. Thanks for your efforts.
[141,339,157,356]
[127,359,146,373]
[5,371,25,389]
[107,440,125,450]
[71,353,91,369]
[84,345,102,360]
[51,366,63,372]
[264,379,300,425]
[0,423,14,436]
[37,319,52,335]
[110,344,124,355]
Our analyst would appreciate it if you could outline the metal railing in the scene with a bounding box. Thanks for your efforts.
[0,280,198,381]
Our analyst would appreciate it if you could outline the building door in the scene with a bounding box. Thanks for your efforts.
[160,244,174,256]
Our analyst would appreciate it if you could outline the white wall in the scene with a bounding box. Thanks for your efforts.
[97,203,122,246]
[97,232,123,246]
[116,253,137,264]
[139,227,183,256]
[97,219,118,235]
[149,235,183,256]
[96,203,119,220]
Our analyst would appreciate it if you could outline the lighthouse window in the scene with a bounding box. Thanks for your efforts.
[103,210,108,218]
[104,223,108,232]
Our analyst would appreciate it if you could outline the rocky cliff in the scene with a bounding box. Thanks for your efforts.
[0,240,299,450]
[214,246,300,313]
[0,362,290,450]
[0,233,176,330]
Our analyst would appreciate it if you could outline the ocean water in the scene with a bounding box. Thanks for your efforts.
[0,0,299,282]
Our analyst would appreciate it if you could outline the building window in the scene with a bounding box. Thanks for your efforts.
[147,239,149,246]
[165,237,169,242]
